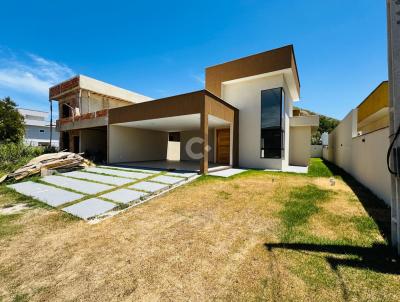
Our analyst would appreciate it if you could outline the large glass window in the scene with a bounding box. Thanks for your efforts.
[260,88,285,159]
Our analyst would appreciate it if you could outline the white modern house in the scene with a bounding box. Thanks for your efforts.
[50,45,319,173]
[18,108,59,148]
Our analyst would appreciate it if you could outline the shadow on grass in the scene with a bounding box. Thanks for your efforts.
[264,160,398,300]
[265,242,399,275]
[265,242,399,301]
[321,160,391,242]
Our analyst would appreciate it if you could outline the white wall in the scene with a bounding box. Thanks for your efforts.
[323,110,391,205]
[24,125,59,147]
[222,74,294,170]
[289,127,311,166]
[321,132,329,146]
[310,145,323,158]
[167,141,180,161]
[351,129,391,205]
[108,125,168,163]
[329,111,354,170]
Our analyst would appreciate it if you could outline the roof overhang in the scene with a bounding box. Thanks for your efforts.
[357,107,389,129]
[114,114,229,132]
[205,45,300,100]
[108,90,238,125]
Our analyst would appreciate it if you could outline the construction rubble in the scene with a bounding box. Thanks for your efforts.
[0,152,92,183]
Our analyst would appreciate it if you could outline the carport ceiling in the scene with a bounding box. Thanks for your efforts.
[114,114,230,132]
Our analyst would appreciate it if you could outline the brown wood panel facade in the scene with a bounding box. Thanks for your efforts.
[205,45,299,98]
[108,90,239,174]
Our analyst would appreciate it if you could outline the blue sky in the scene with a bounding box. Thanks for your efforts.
[0,0,387,120]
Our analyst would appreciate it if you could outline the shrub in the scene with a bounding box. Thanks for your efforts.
[0,143,44,173]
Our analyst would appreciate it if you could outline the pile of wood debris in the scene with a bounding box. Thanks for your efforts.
[0,152,92,183]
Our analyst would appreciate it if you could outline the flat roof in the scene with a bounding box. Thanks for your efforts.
[205,45,300,99]
[49,75,153,104]
[18,108,48,117]
[108,90,238,125]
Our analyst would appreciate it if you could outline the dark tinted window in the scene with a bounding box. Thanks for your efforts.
[260,88,284,159]
[169,132,180,142]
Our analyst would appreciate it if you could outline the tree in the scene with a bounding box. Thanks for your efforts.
[311,114,339,144]
[294,107,339,145]
[0,97,25,143]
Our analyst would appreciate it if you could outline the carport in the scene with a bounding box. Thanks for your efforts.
[107,90,239,174]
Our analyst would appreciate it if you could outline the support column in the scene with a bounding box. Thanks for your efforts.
[200,110,209,174]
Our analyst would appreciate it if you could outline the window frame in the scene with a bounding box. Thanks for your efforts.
[259,87,285,159]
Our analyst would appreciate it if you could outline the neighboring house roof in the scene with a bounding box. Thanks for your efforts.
[49,75,153,104]
[18,108,49,127]
[356,81,389,134]
[18,108,48,118]
[357,81,389,123]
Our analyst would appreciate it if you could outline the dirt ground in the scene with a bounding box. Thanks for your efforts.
[0,169,399,302]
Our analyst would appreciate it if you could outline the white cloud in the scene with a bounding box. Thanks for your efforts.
[190,73,205,85]
[0,49,74,96]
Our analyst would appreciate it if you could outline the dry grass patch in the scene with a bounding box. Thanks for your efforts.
[0,172,287,301]
[0,161,399,302]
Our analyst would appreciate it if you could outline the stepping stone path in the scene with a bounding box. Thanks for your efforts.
[166,172,197,178]
[8,181,83,207]
[129,181,169,193]
[62,198,116,219]
[85,167,151,179]
[100,188,149,204]
[63,171,133,186]
[208,168,247,178]
[7,165,197,221]
[152,175,186,185]
[41,175,113,194]
[99,166,160,174]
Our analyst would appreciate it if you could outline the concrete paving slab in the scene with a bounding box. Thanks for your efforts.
[151,175,185,185]
[208,168,247,178]
[166,172,197,178]
[8,181,83,207]
[99,165,160,174]
[85,167,150,179]
[62,171,132,186]
[100,188,149,204]
[62,198,116,219]
[282,165,308,174]
[42,175,113,194]
[129,181,169,193]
